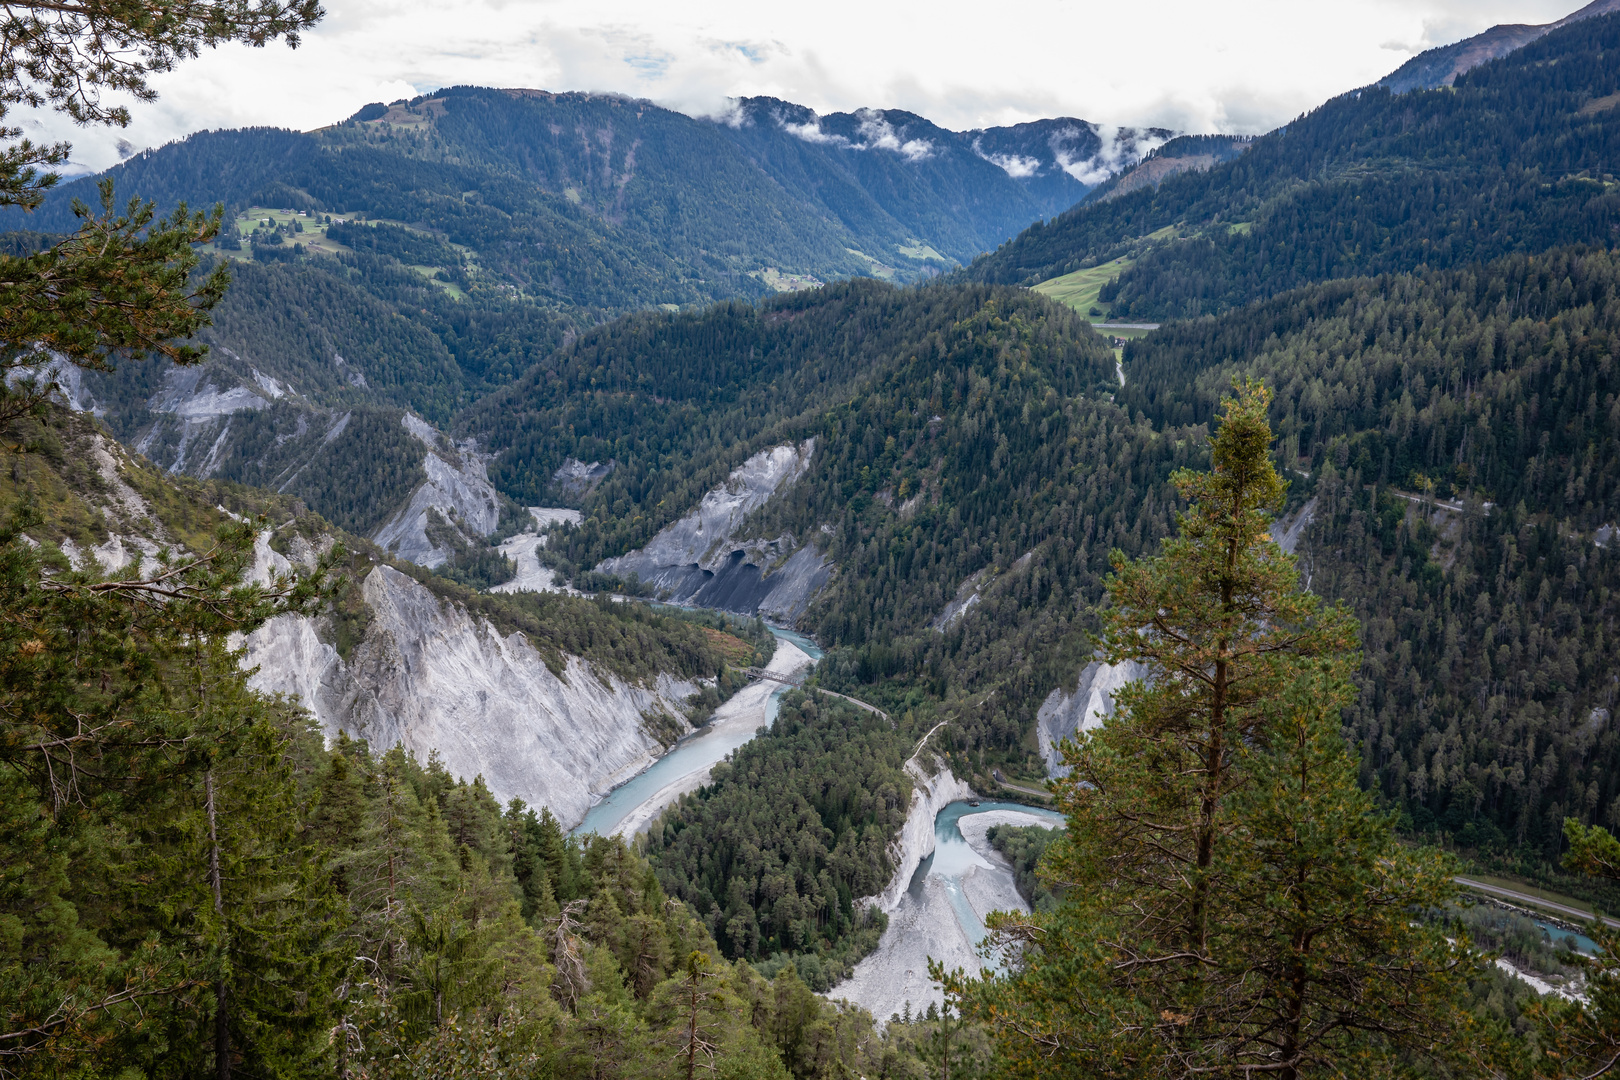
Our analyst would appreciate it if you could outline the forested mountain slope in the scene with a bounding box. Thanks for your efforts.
[486,238,1620,882]
[17,89,1171,552]
[969,11,1620,321]
[463,280,1195,779]
[1119,244,1620,870]
[13,87,1165,301]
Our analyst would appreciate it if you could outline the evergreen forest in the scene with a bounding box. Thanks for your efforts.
[11,1,1620,1077]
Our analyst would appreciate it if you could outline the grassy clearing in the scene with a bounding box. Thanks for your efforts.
[1031,256,1134,316]
[897,239,947,262]
[1094,325,1157,340]
[409,264,464,298]
[843,248,900,281]
[198,205,357,261]
[752,267,825,293]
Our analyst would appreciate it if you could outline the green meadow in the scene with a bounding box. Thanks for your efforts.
[1031,255,1133,316]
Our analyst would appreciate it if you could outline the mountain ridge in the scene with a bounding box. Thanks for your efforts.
[1379,0,1620,93]
[966,10,1620,320]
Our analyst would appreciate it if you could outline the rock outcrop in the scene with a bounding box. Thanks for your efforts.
[597,440,830,621]
[1271,496,1317,555]
[372,414,502,567]
[243,563,701,828]
[1036,659,1148,776]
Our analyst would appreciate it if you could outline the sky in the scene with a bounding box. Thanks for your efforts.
[18,0,1588,172]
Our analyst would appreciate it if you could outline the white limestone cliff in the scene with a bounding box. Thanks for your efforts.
[1036,659,1148,776]
[372,414,502,567]
[873,725,977,912]
[597,440,830,621]
[243,564,701,828]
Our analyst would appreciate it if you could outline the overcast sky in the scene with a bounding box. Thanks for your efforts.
[21,0,1588,172]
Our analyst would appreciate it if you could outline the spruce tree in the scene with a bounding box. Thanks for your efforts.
[0,511,337,1071]
[947,383,1472,1078]
[1533,822,1620,1077]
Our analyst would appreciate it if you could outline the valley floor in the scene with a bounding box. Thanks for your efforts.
[833,807,1055,1023]
[576,636,816,837]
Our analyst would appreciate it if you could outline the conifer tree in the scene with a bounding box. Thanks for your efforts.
[0,511,336,1071]
[946,383,1472,1078]
[0,0,323,423]
[1532,822,1620,1077]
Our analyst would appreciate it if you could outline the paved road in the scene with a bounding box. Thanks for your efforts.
[990,770,1054,800]
[1456,876,1620,930]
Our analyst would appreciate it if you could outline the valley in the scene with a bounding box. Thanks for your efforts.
[5,0,1620,1074]
[575,628,820,838]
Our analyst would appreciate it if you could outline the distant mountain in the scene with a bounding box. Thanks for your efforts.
[13,89,1171,545]
[9,88,1167,299]
[968,10,1620,321]
[720,97,1171,255]
[1379,0,1620,93]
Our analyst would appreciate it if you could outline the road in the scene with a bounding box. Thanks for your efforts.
[742,670,890,721]
[1455,876,1620,930]
[990,769,1053,800]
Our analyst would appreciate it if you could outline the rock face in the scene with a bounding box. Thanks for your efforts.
[372,414,502,567]
[826,746,975,1021]
[243,563,701,828]
[874,728,977,912]
[597,440,831,621]
[1271,496,1317,555]
[1036,659,1148,776]
[552,458,615,497]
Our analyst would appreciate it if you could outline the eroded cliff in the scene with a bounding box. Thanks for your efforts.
[597,440,830,621]
[244,563,702,827]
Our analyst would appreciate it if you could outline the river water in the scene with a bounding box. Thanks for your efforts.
[833,800,1064,1021]
[573,624,823,837]
[916,800,1065,948]
[568,618,1071,1018]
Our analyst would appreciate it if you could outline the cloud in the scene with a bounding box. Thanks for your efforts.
[782,118,846,146]
[7,0,1585,173]
[978,147,1042,178]
[777,107,933,161]
[854,109,934,161]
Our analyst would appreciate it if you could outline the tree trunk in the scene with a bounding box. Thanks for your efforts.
[207,770,230,1080]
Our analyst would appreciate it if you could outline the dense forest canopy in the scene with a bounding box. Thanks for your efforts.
[645,691,913,990]
[1113,245,1620,877]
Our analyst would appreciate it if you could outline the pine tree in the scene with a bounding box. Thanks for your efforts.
[1533,822,1620,1077]
[186,660,344,1079]
[0,510,336,1071]
[947,383,1472,1078]
[1212,671,1472,1077]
